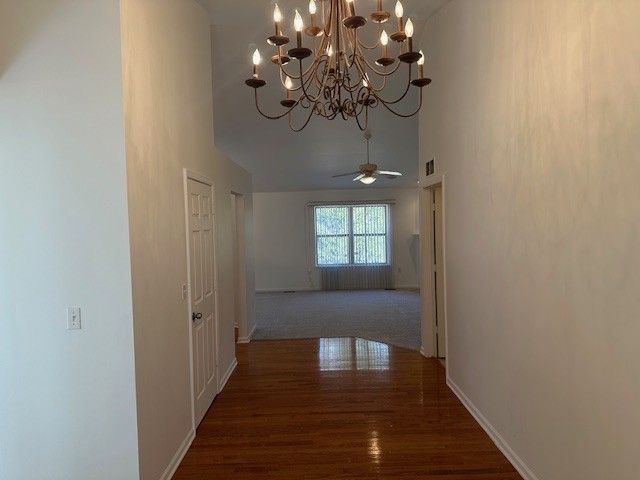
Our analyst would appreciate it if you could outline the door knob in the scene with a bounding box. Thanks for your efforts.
[192,312,203,321]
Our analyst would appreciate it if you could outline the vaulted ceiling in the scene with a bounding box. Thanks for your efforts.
[199,0,447,191]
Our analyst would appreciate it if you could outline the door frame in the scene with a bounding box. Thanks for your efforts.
[183,168,221,429]
[231,192,250,343]
[419,174,448,366]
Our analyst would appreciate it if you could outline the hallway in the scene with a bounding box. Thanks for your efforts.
[174,338,521,479]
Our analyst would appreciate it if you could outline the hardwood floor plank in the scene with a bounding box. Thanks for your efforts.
[174,338,522,479]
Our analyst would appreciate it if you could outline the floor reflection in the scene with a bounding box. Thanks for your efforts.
[368,430,382,465]
[318,337,390,371]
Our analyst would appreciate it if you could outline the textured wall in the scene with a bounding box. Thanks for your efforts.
[419,1,640,479]
[254,188,420,291]
[121,1,254,478]
[0,1,139,478]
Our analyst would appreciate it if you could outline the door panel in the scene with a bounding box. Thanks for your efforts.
[188,177,217,426]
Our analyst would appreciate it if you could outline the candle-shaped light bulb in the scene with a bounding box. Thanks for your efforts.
[405,18,414,37]
[309,0,317,28]
[380,30,389,46]
[417,50,425,65]
[395,1,404,31]
[252,49,261,77]
[273,4,283,23]
[395,1,404,18]
[285,75,293,99]
[405,17,414,51]
[327,44,334,56]
[294,9,304,32]
[418,49,425,77]
[294,9,304,48]
[380,29,389,58]
[273,4,283,35]
[252,49,262,65]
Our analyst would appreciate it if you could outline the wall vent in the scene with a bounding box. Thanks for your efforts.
[425,159,435,176]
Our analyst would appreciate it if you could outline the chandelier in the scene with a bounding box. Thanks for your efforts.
[245,0,431,131]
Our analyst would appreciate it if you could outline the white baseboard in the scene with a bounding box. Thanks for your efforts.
[218,357,237,393]
[256,287,318,293]
[419,346,431,358]
[396,284,420,290]
[237,324,256,344]
[446,377,540,480]
[159,428,195,480]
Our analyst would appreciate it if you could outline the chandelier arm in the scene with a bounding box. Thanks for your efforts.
[354,107,369,131]
[356,36,380,51]
[375,88,424,118]
[360,55,402,78]
[276,31,330,82]
[350,54,388,92]
[298,59,332,105]
[279,53,326,90]
[288,104,316,132]
[254,89,299,120]
[364,64,414,105]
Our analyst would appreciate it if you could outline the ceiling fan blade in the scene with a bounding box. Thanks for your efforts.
[352,173,365,182]
[376,170,403,176]
[332,171,361,178]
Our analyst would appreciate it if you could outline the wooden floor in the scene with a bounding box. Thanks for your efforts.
[174,338,521,479]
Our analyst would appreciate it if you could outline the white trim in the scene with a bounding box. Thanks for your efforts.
[231,192,249,340]
[256,286,417,293]
[421,173,444,189]
[218,358,238,393]
[306,199,397,206]
[419,346,431,358]
[419,176,448,370]
[447,377,540,480]
[236,323,256,344]
[158,428,195,480]
[256,287,319,293]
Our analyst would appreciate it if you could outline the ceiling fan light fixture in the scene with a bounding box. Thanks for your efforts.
[360,176,377,185]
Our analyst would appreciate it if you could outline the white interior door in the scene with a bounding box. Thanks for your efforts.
[433,186,446,358]
[187,177,217,426]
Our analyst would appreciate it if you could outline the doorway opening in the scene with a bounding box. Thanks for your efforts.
[230,192,249,348]
[420,179,447,365]
[253,198,421,351]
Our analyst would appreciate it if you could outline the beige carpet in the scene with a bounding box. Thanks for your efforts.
[254,289,421,351]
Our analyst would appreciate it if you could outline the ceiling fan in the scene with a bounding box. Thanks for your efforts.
[332,131,403,185]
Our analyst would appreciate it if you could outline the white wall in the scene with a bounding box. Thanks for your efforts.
[419,1,640,479]
[0,1,139,479]
[120,1,254,478]
[254,188,420,291]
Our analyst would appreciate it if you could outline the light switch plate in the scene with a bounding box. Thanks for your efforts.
[67,307,82,330]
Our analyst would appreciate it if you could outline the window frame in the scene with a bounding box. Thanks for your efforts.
[313,204,391,267]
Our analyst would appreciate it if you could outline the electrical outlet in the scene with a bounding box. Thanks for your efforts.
[67,307,82,330]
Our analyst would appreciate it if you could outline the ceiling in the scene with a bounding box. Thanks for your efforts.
[199,0,446,191]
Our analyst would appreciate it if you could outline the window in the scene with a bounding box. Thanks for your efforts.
[314,204,390,266]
